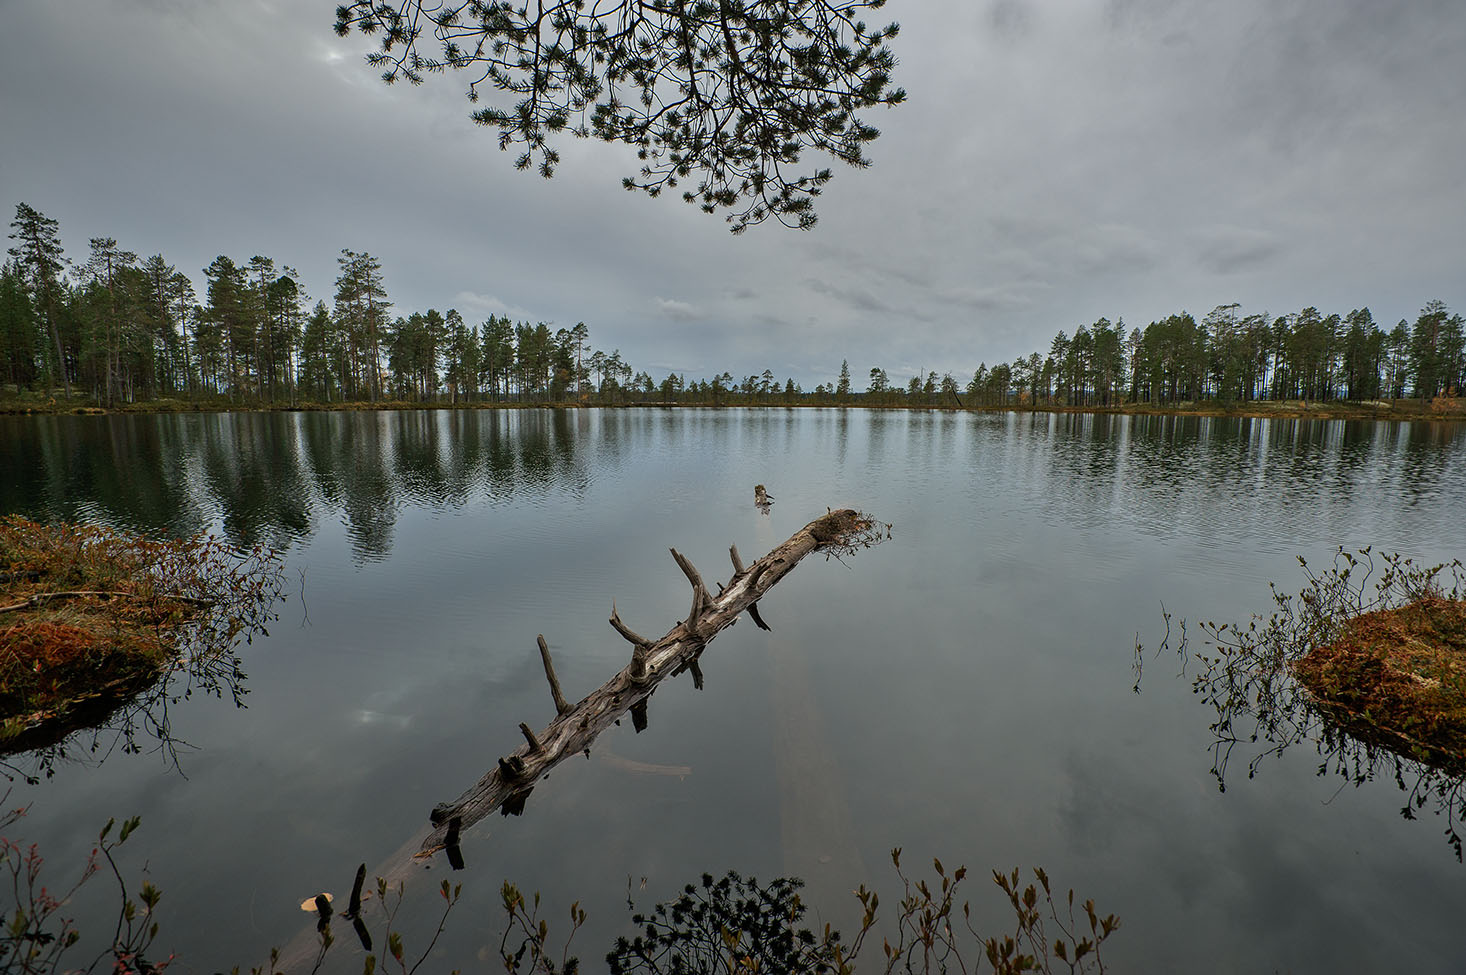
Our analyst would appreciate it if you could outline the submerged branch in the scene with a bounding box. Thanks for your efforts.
[0,590,214,614]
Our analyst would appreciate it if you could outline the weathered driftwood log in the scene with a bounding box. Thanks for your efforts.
[416,507,880,856]
[277,508,883,971]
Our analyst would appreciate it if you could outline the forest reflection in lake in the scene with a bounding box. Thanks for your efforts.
[2,408,1465,974]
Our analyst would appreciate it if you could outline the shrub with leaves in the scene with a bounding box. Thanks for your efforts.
[608,871,838,975]
[0,803,168,975]
[596,855,1116,975]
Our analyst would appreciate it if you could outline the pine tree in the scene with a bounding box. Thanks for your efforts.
[868,367,889,398]
[334,1,905,231]
[167,272,198,397]
[479,316,514,401]
[202,256,250,399]
[265,270,305,403]
[299,301,336,401]
[569,321,590,399]
[1411,300,1450,399]
[82,237,139,405]
[334,250,391,401]
[0,261,39,389]
[443,310,479,404]
[7,204,70,398]
[139,255,181,396]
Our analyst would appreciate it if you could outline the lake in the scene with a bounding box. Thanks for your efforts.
[3,408,1465,973]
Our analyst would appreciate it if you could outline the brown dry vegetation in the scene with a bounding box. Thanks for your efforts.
[0,517,282,749]
[1293,595,1466,766]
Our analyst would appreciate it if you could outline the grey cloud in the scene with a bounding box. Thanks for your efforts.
[1103,0,1188,36]
[988,0,1033,37]
[935,282,1046,313]
[1191,226,1282,274]
[806,240,934,290]
[975,219,1158,283]
[881,265,933,290]
[804,278,896,316]
[452,291,535,320]
[653,297,702,322]
[1219,1,1466,158]
[1061,223,1161,276]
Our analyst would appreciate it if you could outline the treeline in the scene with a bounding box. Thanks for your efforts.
[1,204,633,407]
[996,304,1465,409]
[5,203,1464,410]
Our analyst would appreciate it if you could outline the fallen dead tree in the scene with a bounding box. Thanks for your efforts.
[420,507,886,856]
[278,508,886,969]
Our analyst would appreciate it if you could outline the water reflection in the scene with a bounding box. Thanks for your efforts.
[1,635,253,784]
[199,414,314,550]
[0,415,209,538]
[4,411,1462,568]
[1,410,600,561]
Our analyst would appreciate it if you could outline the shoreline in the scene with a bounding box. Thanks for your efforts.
[2,397,1463,423]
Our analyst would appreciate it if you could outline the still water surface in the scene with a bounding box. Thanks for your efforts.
[3,408,1465,972]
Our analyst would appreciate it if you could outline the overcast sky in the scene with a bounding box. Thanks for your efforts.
[3,0,1463,387]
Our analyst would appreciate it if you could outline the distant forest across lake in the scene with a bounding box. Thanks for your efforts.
[6,203,1464,412]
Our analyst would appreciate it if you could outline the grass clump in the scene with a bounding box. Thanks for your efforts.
[0,617,169,731]
[0,516,283,752]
